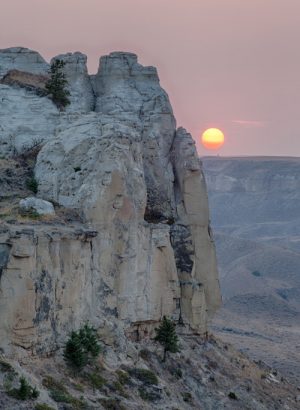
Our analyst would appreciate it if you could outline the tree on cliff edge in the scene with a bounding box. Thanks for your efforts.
[45,59,70,109]
[154,316,180,362]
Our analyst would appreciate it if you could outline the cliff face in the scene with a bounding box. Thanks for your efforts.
[0,48,220,357]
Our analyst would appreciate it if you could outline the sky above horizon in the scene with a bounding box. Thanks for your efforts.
[1,0,300,156]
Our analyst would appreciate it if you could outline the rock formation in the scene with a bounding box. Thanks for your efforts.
[0,47,221,357]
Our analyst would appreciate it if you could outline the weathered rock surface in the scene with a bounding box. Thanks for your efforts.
[0,47,49,79]
[0,224,97,356]
[0,48,221,357]
[0,49,93,157]
[0,83,58,155]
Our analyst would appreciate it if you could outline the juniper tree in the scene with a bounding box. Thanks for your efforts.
[154,316,180,362]
[45,59,70,109]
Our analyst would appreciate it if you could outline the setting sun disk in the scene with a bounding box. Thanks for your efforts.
[201,128,225,150]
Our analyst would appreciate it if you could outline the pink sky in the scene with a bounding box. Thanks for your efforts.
[1,0,300,156]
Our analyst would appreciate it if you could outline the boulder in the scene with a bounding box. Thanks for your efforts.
[19,197,55,215]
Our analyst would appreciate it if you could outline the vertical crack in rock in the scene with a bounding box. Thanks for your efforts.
[34,270,52,324]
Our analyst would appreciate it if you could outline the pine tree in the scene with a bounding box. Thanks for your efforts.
[45,59,70,109]
[154,316,180,362]
[63,323,102,371]
[63,331,88,371]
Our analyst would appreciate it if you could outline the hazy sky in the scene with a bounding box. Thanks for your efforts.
[1,0,300,156]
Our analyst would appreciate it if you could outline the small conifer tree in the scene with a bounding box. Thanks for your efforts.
[63,331,88,371]
[154,316,180,362]
[19,376,32,400]
[63,323,101,371]
[78,323,102,358]
[8,376,39,400]
[45,59,70,109]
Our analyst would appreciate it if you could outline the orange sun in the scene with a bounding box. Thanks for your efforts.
[202,128,225,150]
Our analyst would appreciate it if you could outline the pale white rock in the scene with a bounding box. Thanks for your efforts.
[19,197,55,215]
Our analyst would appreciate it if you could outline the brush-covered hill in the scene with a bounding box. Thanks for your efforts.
[203,156,300,383]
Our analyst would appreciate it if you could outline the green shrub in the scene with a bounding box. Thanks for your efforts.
[139,348,151,361]
[0,360,14,373]
[139,386,160,402]
[181,391,193,403]
[169,366,183,380]
[73,382,85,392]
[45,60,70,109]
[49,389,71,403]
[228,391,238,400]
[7,376,39,400]
[86,371,106,390]
[99,398,126,410]
[128,368,158,385]
[19,207,40,219]
[252,270,262,277]
[26,176,38,193]
[42,376,71,403]
[3,371,16,391]
[63,323,102,371]
[109,380,128,398]
[69,396,87,410]
[35,404,56,410]
[154,316,180,362]
[116,369,131,386]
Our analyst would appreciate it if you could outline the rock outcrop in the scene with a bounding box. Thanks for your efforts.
[0,48,221,357]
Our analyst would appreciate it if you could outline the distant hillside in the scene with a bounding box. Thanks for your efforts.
[204,156,300,226]
[203,156,300,383]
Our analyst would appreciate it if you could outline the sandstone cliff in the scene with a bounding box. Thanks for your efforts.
[0,48,221,358]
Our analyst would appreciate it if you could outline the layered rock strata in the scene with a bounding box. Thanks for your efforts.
[0,48,221,357]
